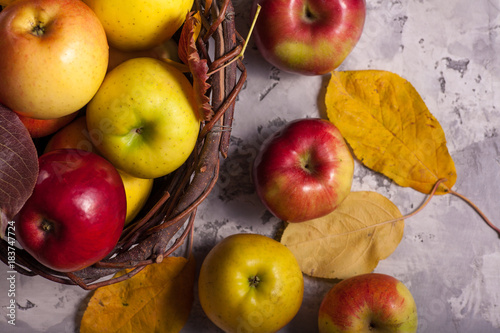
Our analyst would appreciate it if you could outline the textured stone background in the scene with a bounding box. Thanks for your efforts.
[1,0,499,332]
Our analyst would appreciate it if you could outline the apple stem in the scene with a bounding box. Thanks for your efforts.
[300,154,315,174]
[248,275,261,288]
[303,5,316,22]
[40,219,54,232]
[31,23,45,37]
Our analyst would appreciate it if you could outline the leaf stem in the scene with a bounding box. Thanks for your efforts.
[365,178,447,228]
[448,189,500,237]
[399,178,447,221]
[366,178,499,238]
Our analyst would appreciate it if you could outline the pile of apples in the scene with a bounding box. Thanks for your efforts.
[1,0,419,331]
[0,0,197,272]
[197,119,416,333]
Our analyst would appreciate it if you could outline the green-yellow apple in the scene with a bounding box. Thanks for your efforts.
[0,0,109,119]
[253,118,354,222]
[252,0,366,75]
[15,111,78,138]
[44,116,154,225]
[198,233,304,333]
[86,57,200,179]
[83,0,194,51]
[318,273,418,332]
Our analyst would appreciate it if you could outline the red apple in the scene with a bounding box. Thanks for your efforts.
[16,149,126,272]
[252,0,366,75]
[15,111,78,138]
[253,118,354,222]
[0,0,109,120]
[318,273,418,332]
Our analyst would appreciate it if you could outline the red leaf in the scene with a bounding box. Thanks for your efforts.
[0,105,38,237]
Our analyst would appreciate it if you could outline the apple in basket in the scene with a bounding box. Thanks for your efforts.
[86,57,200,179]
[15,111,78,138]
[83,0,194,51]
[16,149,126,272]
[44,116,154,225]
[0,0,108,119]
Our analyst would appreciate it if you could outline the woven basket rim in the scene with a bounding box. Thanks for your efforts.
[0,0,247,290]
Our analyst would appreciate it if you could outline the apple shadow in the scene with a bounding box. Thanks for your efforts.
[285,275,342,333]
[316,74,331,120]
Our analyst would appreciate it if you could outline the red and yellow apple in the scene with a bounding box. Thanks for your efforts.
[16,149,126,272]
[252,0,366,75]
[83,0,193,51]
[318,273,418,332]
[86,57,200,179]
[0,0,109,119]
[253,118,354,222]
[15,111,78,138]
[198,233,304,332]
[44,116,154,225]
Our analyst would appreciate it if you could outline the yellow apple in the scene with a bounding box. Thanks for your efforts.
[86,57,200,179]
[82,0,194,51]
[116,169,154,225]
[0,0,109,119]
[198,233,304,332]
[45,116,154,225]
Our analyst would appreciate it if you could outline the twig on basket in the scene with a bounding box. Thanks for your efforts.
[207,4,260,76]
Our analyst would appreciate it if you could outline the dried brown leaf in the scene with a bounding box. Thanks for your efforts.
[178,11,212,121]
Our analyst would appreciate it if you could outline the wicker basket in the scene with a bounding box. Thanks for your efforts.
[0,0,247,290]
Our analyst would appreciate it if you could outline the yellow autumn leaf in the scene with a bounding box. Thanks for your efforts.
[326,70,457,195]
[80,255,196,333]
[281,191,404,280]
